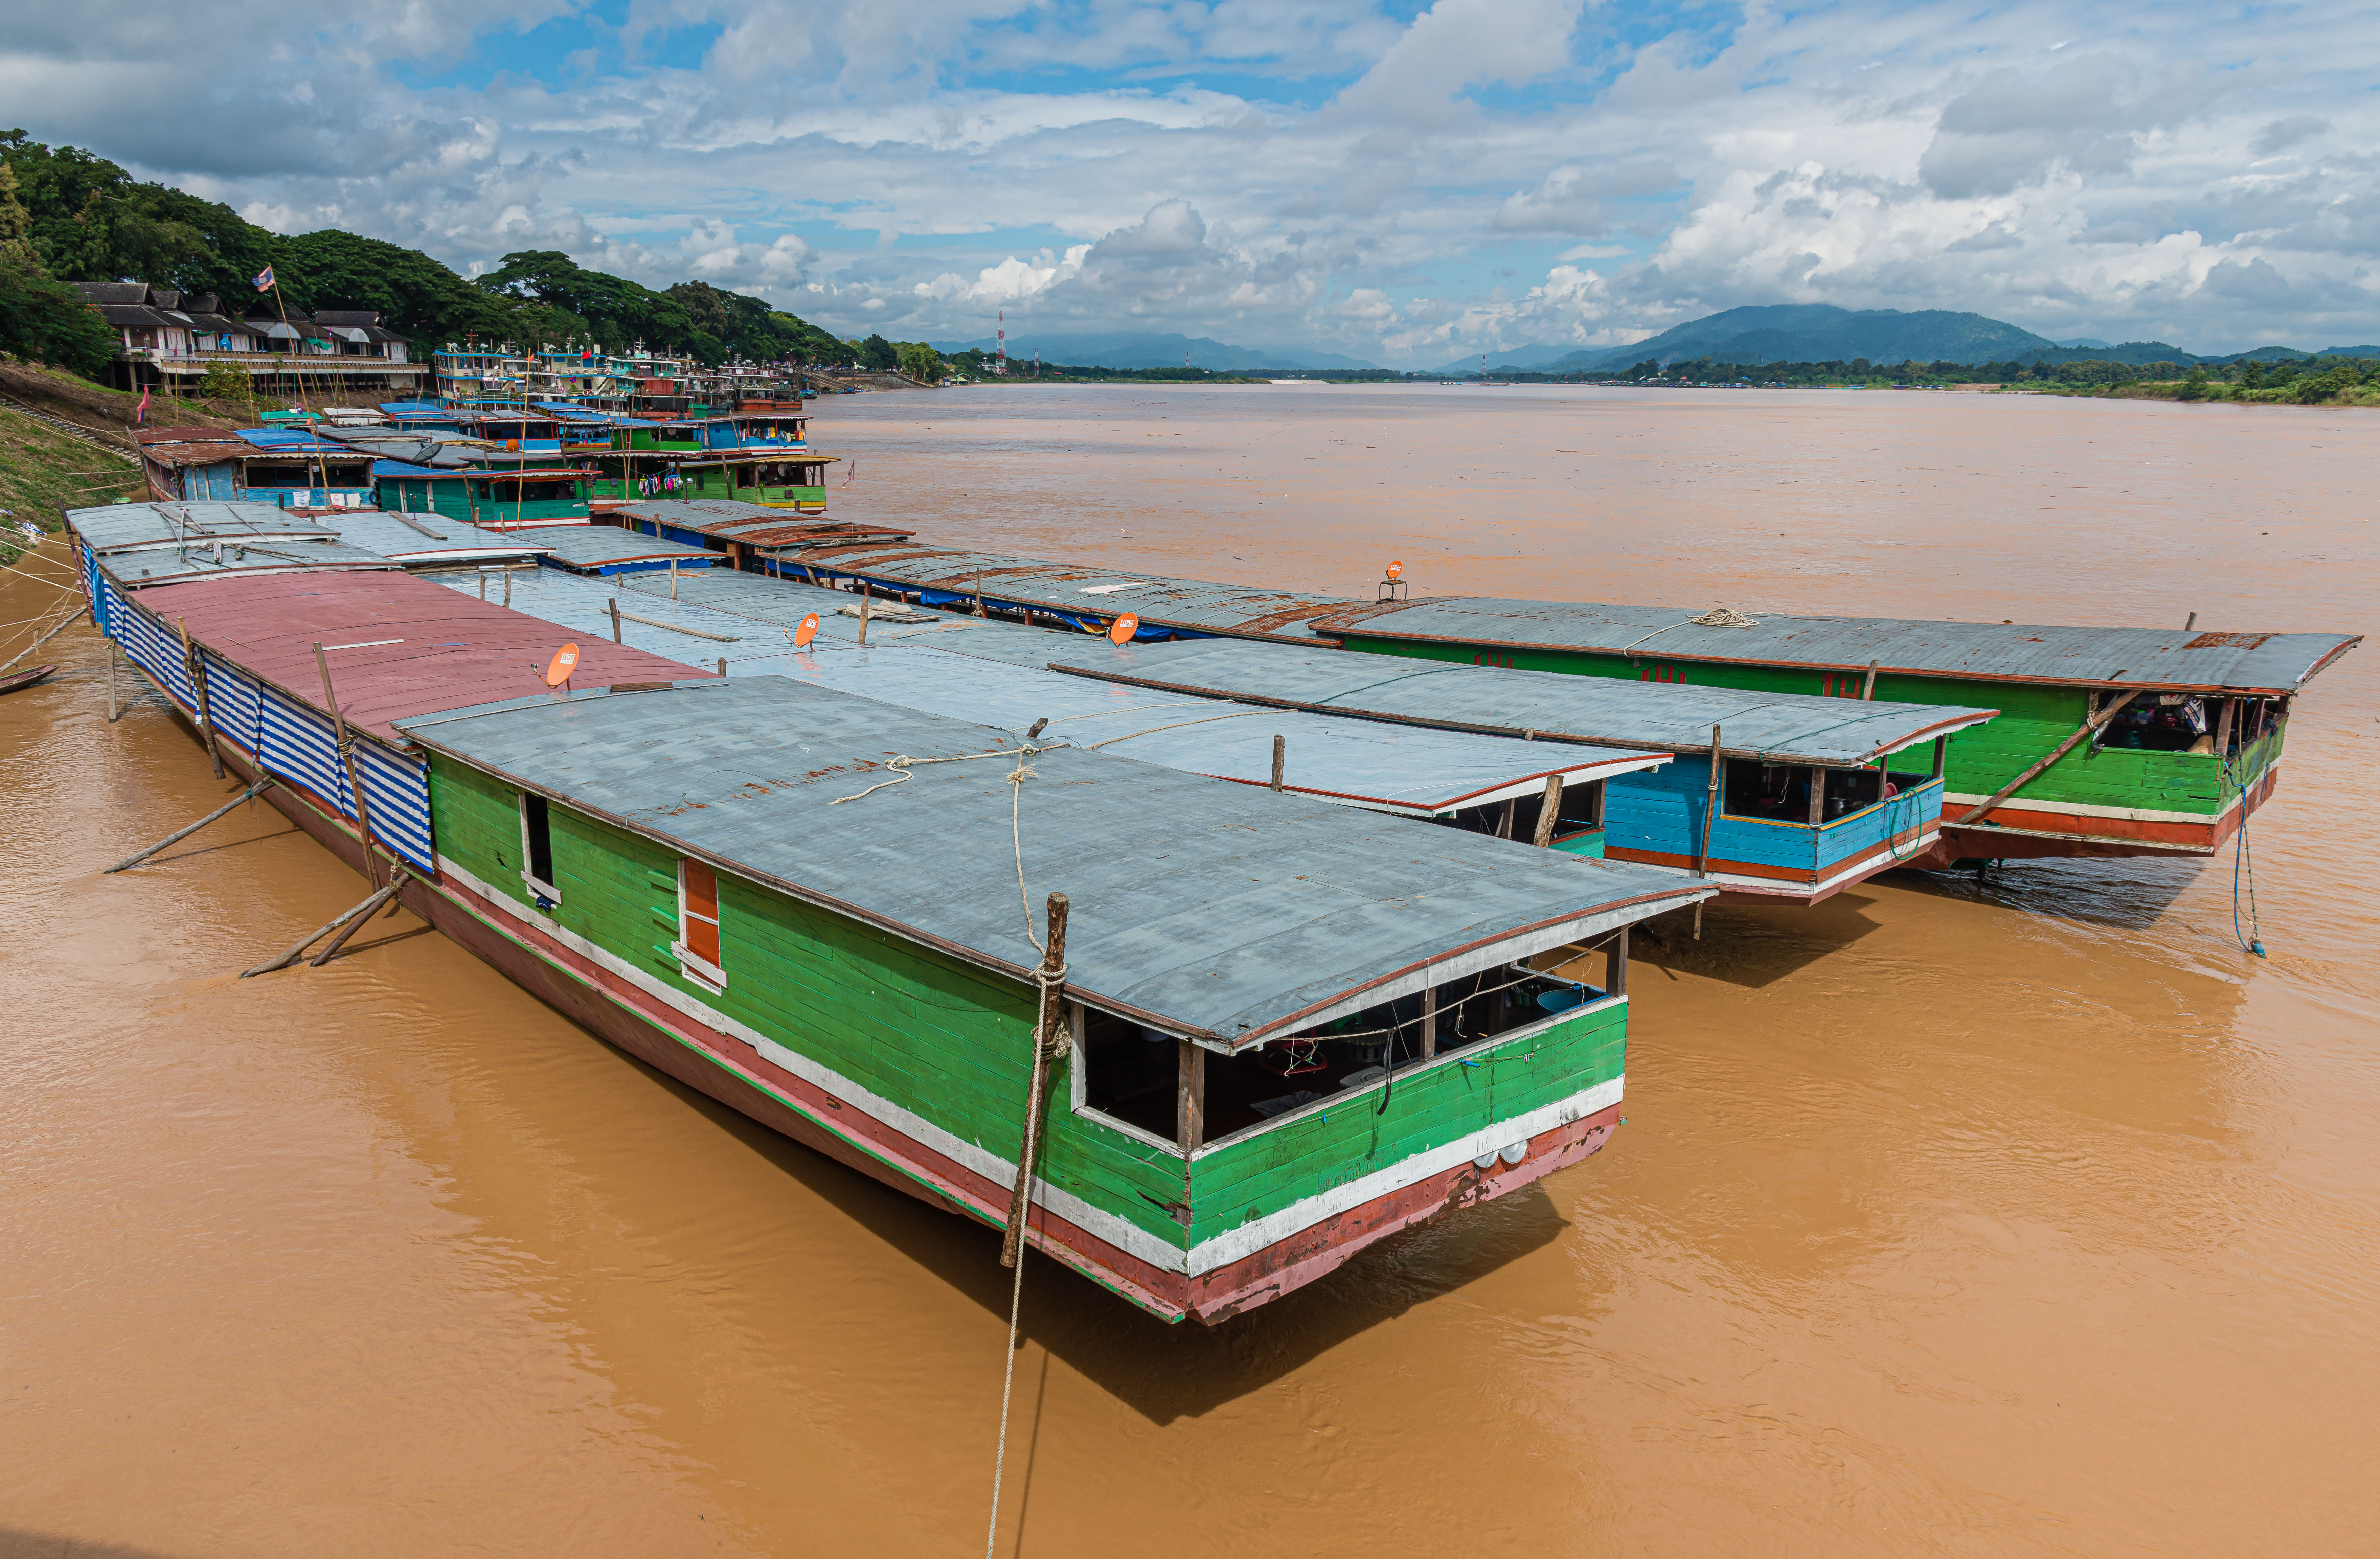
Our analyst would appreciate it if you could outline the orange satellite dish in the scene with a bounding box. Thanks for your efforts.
[1108,612,1139,645]
[543,643,580,687]
[1385,560,1404,579]
[793,612,820,648]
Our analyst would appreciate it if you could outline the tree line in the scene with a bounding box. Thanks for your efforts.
[0,129,848,378]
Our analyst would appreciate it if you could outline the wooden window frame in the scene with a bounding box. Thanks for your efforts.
[673,857,727,992]
[518,792,563,904]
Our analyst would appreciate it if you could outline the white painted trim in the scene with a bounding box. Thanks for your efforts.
[439,854,1187,1272]
[1942,763,2275,827]
[438,854,1628,1285]
[1185,1077,1622,1274]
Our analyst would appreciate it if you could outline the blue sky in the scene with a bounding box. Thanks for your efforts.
[4,0,2375,362]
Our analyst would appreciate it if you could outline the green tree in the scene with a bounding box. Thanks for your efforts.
[2178,366,2209,401]
[858,333,898,371]
[896,341,946,380]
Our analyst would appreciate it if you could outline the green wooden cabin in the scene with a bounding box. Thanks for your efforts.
[1308,601,2358,862]
[393,676,1710,1322]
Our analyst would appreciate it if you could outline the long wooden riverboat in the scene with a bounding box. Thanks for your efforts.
[467,562,2000,906]
[68,502,1715,1322]
[775,540,2357,866]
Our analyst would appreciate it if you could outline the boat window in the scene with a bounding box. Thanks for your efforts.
[2099,694,2212,753]
[676,859,726,990]
[1437,777,1605,844]
[518,792,560,904]
[1722,760,1812,822]
[1078,964,1613,1150]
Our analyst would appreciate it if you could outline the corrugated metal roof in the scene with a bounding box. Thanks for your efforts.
[609,502,909,549]
[130,570,707,743]
[784,542,1363,640]
[1044,639,1997,767]
[509,524,718,571]
[762,639,1668,815]
[391,677,1709,1045]
[1312,598,2362,697]
[135,426,242,446]
[484,568,1668,809]
[139,441,258,469]
[313,510,553,568]
[613,566,1114,667]
[68,501,340,553]
[96,537,399,589]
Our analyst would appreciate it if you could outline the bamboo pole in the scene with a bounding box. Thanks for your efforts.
[999,891,1070,1269]
[1955,691,2141,825]
[103,777,277,873]
[1532,772,1565,847]
[106,637,117,721]
[1861,659,1878,699]
[1696,725,1722,940]
[314,643,382,890]
[857,581,871,646]
[176,619,223,778]
[309,871,408,967]
[608,597,623,643]
[0,609,75,675]
[240,870,404,977]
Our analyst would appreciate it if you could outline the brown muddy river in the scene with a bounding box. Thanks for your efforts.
[4,386,2374,1556]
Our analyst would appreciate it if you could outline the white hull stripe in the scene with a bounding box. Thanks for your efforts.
[439,856,1613,1278]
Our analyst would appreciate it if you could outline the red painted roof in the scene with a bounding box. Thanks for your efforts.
[138,569,709,742]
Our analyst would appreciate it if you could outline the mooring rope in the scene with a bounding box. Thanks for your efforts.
[984,953,1067,1558]
[2221,755,2267,957]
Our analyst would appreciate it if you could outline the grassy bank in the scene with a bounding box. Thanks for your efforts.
[1999,377,2380,407]
[0,361,251,563]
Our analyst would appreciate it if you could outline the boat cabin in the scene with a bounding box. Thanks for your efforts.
[1042,639,1998,905]
[1306,597,2359,864]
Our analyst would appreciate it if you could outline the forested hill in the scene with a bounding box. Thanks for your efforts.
[0,130,844,367]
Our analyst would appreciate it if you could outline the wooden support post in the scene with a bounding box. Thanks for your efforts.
[669,560,678,601]
[103,777,277,873]
[309,870,410,967]
[106,637,117,722]
[177,619,223,779]
[1861,659,1878,700]
[1955,691,2141,825]
[857,581,871,645]
[716,657,727,679]
[1420,985,1436,1059]
[2214,696,2235,756]
[1605,925,1629,998]
[1270,734,1285,792]
[1532,771,1565,847]
[502,568,512,608]
[240,869,405,977]
[1809,764,1827,826]
[1931,736,1947,778]
[314,643,382,890]
[607,597,623,643]
[1696,725,1722,941]
[1000,892,1070,1269]
[1499,797,1516,838]
[1176,1040,1205,1155]
[2185,611,2197,631]
[478,571,487,601]
[976,569,988,618]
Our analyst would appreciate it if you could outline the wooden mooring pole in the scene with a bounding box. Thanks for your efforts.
[1695,724,1721,940]
[1000,892,1070,1269]
[177,619,223,779]
[103,777,277,873]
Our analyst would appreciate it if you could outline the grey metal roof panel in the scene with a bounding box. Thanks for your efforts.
[1044,638,1997,767]
[508,525,720,570]
[392,677,1709,1045]
[755,639,1671,816]
[95,536,400,588]
[314,510,554,567]
[789,542,1362,641]
[615,567,1084,667]
[1313,598,2361,696]
[66,501,341,553]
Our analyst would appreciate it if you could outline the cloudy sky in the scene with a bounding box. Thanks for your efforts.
[5,0,2374,363]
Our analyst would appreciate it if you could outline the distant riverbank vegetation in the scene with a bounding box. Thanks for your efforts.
[0,130,847,377]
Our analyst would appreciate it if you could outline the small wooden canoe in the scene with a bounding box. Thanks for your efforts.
[0,664,57,695]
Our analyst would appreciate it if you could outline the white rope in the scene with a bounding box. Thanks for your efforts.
[984,955,1069,1557]
[1686,605,1759,628]
[1081,710,1266,749]
[825,741,1054,805]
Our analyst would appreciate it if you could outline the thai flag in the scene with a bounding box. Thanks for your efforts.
[253,264,275,291]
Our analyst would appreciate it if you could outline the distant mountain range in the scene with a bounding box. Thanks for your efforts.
[1440,306,2380,372]
[932,309,2379,378]
[929,330,1380,373]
